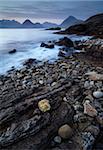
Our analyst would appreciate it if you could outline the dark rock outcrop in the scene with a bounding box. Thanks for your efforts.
[55,37,74,47]
[9,49,17,54]
[40,42,54,49]
[57,13,103,38]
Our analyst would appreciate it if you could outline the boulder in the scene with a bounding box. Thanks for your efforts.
[58,50,66,57]
[40,42,54,49]
[40,42,47,47]
[45,44,54,49]
[9,49,17,54]
[55,37,74,47]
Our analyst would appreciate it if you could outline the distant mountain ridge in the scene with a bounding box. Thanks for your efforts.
[0,20,21,28]
[0,19,58,28]
[42,22,58,28]
[22,19,43,28]
[60,16,83,28]
[0,16,82,28]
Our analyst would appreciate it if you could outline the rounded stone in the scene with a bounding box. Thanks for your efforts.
[38,99,51,112]
[58,124,72,139]
[84,81,90,89]
[54,136,62,144]
[51,82,57,87]
[39,80,44,85]
[93,91,103,98]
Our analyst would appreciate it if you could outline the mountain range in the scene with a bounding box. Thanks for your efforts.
[60,16,83,28]
[0,16,83,29]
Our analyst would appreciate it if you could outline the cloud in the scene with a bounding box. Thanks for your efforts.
[0,0,103,23]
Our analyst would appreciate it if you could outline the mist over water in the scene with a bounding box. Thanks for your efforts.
[0,29,90,74]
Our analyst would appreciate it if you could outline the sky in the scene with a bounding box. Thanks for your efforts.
[0,0,103,24]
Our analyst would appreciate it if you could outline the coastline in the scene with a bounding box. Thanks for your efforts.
[0,1,103,149]
[0,36,103,149]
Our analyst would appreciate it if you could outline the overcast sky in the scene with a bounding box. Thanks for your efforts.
[0,0,103,24]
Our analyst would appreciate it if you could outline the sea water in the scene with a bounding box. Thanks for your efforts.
[0,28,90,74]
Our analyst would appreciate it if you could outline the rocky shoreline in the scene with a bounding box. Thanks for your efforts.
[56,13,103,39]
[0,35,103,150]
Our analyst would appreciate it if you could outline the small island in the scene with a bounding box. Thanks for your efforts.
[46,27,61,30]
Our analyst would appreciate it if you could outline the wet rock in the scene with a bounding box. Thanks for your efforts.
[58,124,73,139]
[45,44,54,49]
[55,37,74,47]
[40,42,47,47]
[93,91,103,98]
[38,99,51,112]
[58,50,66,57]
[40,42,54,49]
[9,49,17,54]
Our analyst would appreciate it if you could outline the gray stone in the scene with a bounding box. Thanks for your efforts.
[54,136,62,144]
[58,124,73,139]
[93,91,103,98]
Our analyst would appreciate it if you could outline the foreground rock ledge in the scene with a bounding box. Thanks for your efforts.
[0,55,103,150]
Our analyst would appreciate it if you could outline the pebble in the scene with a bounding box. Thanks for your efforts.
[39,80,44,85]
[85,71,103,81]
[83,100,97,117]
[58,124,72,139]
[51,82,57,87]
[93,91,103,98]
[38,99,51,112]
[84,81,90,89]
[54,136,62,144]
[90,81,94,86]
